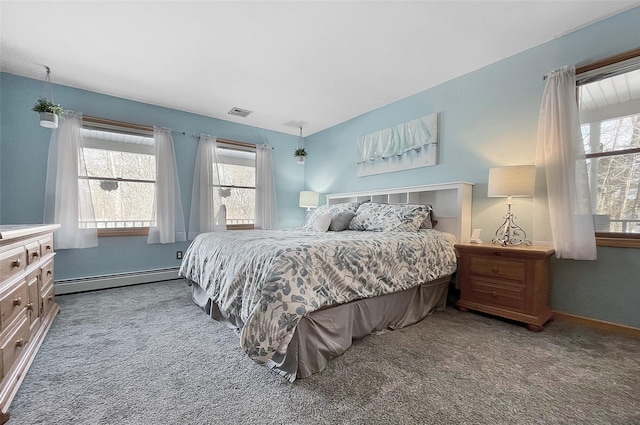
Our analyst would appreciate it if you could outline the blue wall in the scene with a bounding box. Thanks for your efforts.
[304,7,640,328]
[0,73,305,279]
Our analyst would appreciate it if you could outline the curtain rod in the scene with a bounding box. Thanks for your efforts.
[543,46,640,81]
[191,134,273,149]
[83,115,185,135]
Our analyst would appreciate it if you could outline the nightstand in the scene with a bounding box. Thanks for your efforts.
[455,242,555,332]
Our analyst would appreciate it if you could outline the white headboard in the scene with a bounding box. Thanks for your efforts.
[326,182,473,243]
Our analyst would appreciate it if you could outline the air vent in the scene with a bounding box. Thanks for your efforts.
[228,107,253,118]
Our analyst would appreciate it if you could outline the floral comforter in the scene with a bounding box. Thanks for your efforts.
[178,229,457,364]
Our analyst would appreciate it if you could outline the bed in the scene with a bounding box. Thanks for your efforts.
[179,182,473,381]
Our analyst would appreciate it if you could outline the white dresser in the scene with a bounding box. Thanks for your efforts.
[0,224,60,423]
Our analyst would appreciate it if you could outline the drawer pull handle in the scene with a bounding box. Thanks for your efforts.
[32,251,39,257]
[15,339,25,348]
[491,266,499,273]
[46,245,52,251]
[48,295,54,301]
[12,297,22,306]
[46,270,53,276]
[26,302,33,311]
[11,259,21,268]
[491,291,498,297]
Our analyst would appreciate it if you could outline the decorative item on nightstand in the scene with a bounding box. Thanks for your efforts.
[487,165,536,246]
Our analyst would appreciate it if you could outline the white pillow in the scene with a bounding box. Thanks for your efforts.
[308,212,332,232]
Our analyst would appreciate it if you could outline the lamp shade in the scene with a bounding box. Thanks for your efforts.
[487,165,536,197]
[299,191,319,209]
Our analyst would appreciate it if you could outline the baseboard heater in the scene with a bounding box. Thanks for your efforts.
[54,267,182,295]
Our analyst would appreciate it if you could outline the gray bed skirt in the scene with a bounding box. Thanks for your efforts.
[189,276,451,381]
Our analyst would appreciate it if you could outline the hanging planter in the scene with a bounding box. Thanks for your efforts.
[294,148,307,164]
[32,97,65,129]
[32,66,65,129]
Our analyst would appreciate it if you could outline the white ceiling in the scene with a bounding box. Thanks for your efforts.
[1,1,638,136]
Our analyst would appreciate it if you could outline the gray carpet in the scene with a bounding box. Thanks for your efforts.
[7,280,640,425]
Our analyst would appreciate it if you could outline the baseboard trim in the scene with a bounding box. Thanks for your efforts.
[54,267,181,295]
[553,310,640,340]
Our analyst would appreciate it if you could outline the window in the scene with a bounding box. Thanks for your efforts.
[577,48,640,247]
[215,141,256,229]
[81,117,156,236]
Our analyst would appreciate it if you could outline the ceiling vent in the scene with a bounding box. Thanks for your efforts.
[228,107,253,118]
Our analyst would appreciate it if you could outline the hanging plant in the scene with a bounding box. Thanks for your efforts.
[32,97,65,115]
[293,148,307,157]
[294,148,307,164]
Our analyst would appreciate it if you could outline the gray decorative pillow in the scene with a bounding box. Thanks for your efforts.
[302,202,360,230]
[307,212,332,232]
[349,202,429,232]
[329,211,356,231]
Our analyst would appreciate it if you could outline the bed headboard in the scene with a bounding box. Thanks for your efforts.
[326,182,473,243]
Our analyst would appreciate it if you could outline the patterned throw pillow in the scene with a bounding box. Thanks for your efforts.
[329,211,356,231]
[348,202,430,232]
[302,202,360,230]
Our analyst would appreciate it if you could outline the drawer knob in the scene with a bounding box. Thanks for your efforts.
[46,245,52,251]
[12,297,22,306]
[11,259,21,268]
[32,251,39,258]
[26,302,34,311]
[491,266,499,273]
[48,295,54,301]
[46,270,53,276]
[491,291,498,297]
[15,339,25,348]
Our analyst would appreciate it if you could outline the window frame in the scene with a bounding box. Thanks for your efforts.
[576,47,640,248]
[81,116,156,237]
[215,139,257,230]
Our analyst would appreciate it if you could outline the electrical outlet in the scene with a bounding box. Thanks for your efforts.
[176,251,183,260]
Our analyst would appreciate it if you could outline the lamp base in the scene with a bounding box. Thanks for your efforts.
[492,204,531,247]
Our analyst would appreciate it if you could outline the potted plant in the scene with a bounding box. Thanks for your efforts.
[294,147,307,164]
[32,97,65,129]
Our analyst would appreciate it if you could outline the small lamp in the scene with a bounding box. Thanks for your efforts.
[299,191,319,211]
[488,165,536,246]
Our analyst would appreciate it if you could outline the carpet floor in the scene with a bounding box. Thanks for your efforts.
[7,280,640,425]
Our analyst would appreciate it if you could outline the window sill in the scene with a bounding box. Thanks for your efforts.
[226,224,254,230]
[596,235,640,248]
[98,228,150,237]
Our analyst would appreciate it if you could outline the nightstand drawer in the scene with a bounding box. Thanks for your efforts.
[468,278,526,311]
[470,256,526,282]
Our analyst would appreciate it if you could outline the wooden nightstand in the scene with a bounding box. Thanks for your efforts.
[455,242,555,332]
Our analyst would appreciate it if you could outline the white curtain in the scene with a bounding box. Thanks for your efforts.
[536,65,597,260]
[188,135,226,239]
[255,144,278,229]
[44,112,98,249]
[147,127,186,244]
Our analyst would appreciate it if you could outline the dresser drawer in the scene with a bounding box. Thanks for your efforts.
[469,256,526,282]
[0,247,26,283]
[0,314,30,381]
[0,280,29,333]
[39,236,54,257]
[41,260,54,288]
[25,241,41,265]
[468,277,526,311]
[41,284,55,318]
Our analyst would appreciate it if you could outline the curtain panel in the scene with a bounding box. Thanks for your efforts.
[255,144,278,229]
[188,135,226,240]
[44,112,98,249]
[147,127,186,244]
[536,65,597,260]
